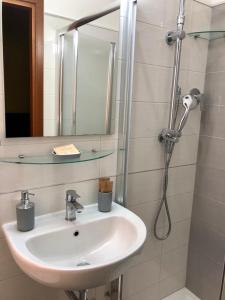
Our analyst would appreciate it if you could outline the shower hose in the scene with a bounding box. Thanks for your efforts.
[153,142,175,240]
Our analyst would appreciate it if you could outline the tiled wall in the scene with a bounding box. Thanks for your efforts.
[186,3,225,300]
[122,1,211,299]
[0,1,211,300]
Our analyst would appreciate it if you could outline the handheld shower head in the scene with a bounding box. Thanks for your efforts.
[177,88,201,133]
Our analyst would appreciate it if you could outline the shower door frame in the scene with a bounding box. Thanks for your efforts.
[115,0,137,208]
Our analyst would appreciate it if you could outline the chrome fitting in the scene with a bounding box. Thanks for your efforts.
[166,30,186,46]
[159,129,181,154]
[177,15,185,26]
[65,190,83,221]
[158,129,181,144]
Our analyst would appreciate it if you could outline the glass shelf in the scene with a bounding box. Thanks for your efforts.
[187,30,225,40]
[0,149,113,165]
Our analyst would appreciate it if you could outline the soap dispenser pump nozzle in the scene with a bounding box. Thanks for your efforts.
[21,190,35,206]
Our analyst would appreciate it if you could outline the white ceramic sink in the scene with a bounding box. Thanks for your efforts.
[2,203,146,290]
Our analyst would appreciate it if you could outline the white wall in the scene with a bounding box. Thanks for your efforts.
[44,0,120,31]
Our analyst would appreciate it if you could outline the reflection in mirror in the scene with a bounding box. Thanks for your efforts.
[2,0,120,138]
[57,19,118,136]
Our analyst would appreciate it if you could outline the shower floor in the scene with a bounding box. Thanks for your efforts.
[162,288,200,300]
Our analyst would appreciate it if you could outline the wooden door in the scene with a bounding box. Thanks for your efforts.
[3,0,43,136]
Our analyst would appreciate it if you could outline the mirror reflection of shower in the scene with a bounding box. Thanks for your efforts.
[153,0,204,241]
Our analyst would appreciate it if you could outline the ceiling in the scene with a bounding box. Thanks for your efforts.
[44,0,119,31]
[197,0,225,6]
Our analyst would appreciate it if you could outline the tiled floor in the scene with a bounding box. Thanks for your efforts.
[163,288,200,300]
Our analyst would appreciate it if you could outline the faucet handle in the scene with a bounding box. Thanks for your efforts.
[66,190,83,211]
[66,190,80,202]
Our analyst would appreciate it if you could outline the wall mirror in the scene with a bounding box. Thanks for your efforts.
[2,0,120,138]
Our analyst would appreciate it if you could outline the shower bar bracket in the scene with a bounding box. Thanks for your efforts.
[158,128,180,144]
[166,30,186,46]
[158,128,180,155]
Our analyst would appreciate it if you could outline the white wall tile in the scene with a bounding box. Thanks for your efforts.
[191,1,212,32]
[0,274,68,300]
[127,165,196,206]
[123,282,160,300]
[133,63,172,103]
[99,139,118,177]
[0,160,100,194]
[129,201,159,230]
[168,192,194,223]
[207,38,225,72]
[180,70,206,95]
[160,244,189,280]
[189,38,209,73]
[181,37,209,73]
[128,135,198,173]
[130,232,163,266]
[131,102,168,138]
[137,0,165,27]
[135,22,174,67]
[131,101,201,138]
[123,257,161,297]
[162,220,191,253]
[159,269,186,299]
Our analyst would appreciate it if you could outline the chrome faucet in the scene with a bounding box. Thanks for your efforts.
[65,190,83,221]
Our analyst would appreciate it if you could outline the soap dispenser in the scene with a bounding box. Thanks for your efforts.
[16,190,35,232]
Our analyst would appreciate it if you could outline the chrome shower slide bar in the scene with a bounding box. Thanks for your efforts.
[168,0,186,130]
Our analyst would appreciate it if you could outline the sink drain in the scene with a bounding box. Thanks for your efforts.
[73,230,79,237]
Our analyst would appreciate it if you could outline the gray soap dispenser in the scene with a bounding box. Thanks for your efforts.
[16,190,35,232]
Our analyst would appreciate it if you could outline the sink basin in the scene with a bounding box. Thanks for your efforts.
[2,203,146,290]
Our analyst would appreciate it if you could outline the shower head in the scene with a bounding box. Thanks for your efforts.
[183,88,201,110]
[177,88,201,133]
